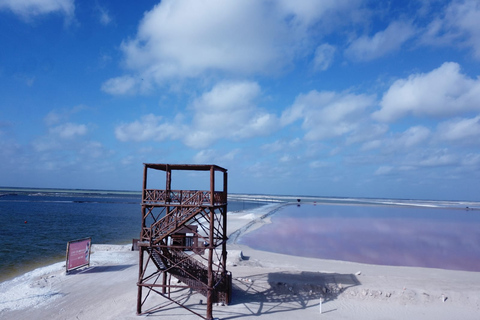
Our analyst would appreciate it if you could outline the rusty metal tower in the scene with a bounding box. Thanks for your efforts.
[137,164,231,320]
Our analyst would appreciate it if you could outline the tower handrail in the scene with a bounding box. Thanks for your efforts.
[143,189,226,206]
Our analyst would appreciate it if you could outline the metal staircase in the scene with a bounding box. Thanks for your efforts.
[137,164,231,320]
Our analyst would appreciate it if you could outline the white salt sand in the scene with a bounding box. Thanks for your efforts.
[1,204,479,320]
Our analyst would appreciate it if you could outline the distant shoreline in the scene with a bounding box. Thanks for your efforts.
[2,186,480,210]
[0,186,142,196]
[2,186,480,206]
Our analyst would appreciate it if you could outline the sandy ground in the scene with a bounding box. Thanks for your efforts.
[1,203,480,320]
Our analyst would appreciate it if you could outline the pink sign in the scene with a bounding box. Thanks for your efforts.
[66,238,91,272]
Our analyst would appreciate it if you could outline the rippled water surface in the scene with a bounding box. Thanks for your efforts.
[0,189,264,282]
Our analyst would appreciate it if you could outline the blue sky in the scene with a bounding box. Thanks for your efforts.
[1,0,480,201]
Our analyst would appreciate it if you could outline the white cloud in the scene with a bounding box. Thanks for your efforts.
[101,76,138,95]
[346,123,388,145]
[461,153,480,166]
[437,115,480,142]
[119,0,294,80]
[44,106,88,126]
[0,128,21,159]
[97,6,111,25]
[0,0,74,20]
[361,126,430,152]
[185,81,277,148]
[374,62,480,122]
[262,138,302,153]
[418,151,458,167]
[114,81,277,148]
[346,20,416,61]
[49,123,87,139]
[395,126,431,148]
[281,90,376,140]
[103,0,364,93]
[44,111,63,126]
[313,43,336,71]
[193,148,239,164]
[361,139,382,151]
[422,0,480,59]
[79,141,110,159]
[375,166,393,175]
[33,122,89,152]
[276,0,360,28]
[309,160,329,168]
[114,114,182,142]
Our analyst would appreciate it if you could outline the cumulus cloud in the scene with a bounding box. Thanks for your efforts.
[118,0,293,81]
[422,0,480,59]
[394,126,431,148]
[418,151,458,167]
[33,122,89,152]
[103,0,363,94]
[361,126,431,152]
[374,62,480,122]
[437,115,480,142]
[101,76,138,95]
[0,0,74,20]
[49,123,87,139]
[185,81,277,148]
[346,20,416,61]
[114,81,277,148]
[281,90,376,140]
[346,123,388,145]
[114,114,182,142]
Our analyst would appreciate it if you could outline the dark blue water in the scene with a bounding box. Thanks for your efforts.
[240,203,480,272]
[0,190,265,282]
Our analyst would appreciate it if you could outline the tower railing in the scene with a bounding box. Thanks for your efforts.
[143,189,226,206]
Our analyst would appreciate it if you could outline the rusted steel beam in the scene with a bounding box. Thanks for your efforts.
[137,247,144,315]
[144,163,227,172]
[207,206,215,320]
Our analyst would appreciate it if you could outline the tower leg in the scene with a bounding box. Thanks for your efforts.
[136,247,144,314]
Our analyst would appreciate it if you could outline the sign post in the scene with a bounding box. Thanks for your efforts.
[66,237,91,273]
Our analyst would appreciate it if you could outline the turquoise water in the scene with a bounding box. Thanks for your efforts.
[239,203,480,272]
[0,189,265,282]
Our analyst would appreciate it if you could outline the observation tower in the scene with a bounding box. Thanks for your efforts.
[136,164,231,320]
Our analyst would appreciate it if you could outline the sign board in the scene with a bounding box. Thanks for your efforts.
[66,237,91,273]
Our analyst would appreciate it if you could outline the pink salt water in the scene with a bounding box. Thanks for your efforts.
[239,203,480,272]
